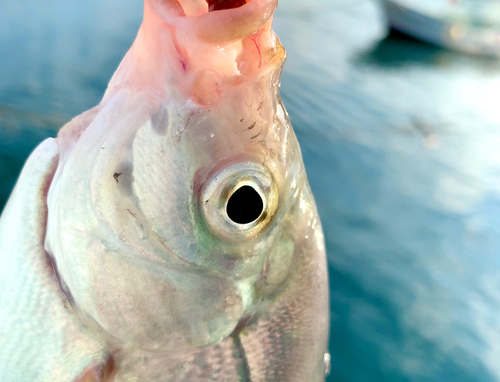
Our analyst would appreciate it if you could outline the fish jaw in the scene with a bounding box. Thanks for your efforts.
[104,0,280,107]
[45,0,329,375]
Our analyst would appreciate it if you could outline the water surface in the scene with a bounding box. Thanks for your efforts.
[1,0,500,381]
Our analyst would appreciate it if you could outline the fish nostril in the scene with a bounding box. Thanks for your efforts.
[226,185,263,224]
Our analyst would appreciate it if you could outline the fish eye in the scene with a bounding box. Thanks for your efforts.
[200,162,278,241]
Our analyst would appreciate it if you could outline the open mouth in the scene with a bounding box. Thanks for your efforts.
[148,0,277,43]
[206,0,249,12]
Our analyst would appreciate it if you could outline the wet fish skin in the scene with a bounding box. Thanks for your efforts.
[0,0,329,380]
[0,139,110,382]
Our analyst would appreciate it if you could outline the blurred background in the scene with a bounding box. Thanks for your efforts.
[1,0,500,381]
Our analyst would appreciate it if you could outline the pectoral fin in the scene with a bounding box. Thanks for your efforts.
[73,357,116,382]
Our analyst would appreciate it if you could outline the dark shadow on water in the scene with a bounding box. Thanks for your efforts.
[0,121,55,213]
[358,29,450,68]
[358,29,500,70]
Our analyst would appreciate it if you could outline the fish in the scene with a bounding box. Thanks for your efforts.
[384,0,500,56]
[0,0,330,380]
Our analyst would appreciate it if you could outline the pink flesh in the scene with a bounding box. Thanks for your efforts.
[102,0,280,107]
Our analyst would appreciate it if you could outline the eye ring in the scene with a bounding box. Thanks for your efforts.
[200,161,278,242]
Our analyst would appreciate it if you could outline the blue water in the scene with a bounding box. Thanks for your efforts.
[2,0,500,381]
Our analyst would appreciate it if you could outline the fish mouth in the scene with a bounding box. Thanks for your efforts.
[147,0,278,43]
[206,0,249,12]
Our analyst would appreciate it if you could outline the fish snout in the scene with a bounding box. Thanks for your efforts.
[147,0,278,43]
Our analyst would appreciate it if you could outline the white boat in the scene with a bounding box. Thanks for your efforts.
[384,0,500,56]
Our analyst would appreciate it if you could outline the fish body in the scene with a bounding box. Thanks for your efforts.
[384,0,500,56]
[0,0,329,380]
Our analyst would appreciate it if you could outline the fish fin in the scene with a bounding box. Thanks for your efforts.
[73,356,116,382]
[0,139,110,382]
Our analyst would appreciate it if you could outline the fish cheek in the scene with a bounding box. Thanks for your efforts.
[81,245,245,354]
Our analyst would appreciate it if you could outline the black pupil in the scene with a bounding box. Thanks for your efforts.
[226,186,264,224]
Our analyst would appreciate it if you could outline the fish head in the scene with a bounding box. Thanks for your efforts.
[45,0,328,361]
